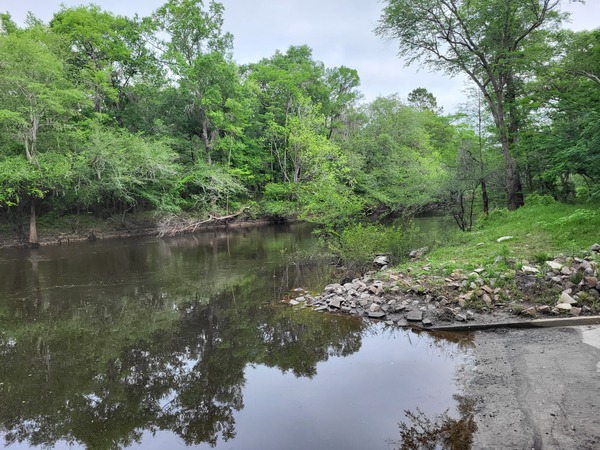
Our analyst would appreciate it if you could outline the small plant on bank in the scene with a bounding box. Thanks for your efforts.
[569,272,584,285]
[532,251,553,265]
[331,223,404,271]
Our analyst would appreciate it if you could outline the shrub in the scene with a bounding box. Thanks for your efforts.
[332,223,404,269]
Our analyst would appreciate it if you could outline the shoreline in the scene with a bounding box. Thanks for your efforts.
[285,245,600,330]
[0,217,277,249]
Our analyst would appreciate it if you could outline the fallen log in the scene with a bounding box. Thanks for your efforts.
[157,207,250,238]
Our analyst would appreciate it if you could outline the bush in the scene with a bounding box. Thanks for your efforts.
[526,193,556,206]
[332,223,404,269]
[260,183,299,219]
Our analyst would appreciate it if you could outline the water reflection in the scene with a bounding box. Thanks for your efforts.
[392,395,477,450]
[0,225,471,449]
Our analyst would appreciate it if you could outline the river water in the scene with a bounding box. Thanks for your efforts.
[0,223,471,449]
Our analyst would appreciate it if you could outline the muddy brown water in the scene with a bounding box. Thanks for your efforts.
[0,223,471,449]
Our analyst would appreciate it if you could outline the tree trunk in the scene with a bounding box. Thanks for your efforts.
[502,141,524,210]
[29,201,39,248]
[480,177,489,215]
[491,100,524,211]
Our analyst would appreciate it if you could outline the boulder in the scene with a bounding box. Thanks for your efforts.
[405,310,423,322]
[546,261,563,271]
[409,247,429,260]
[369,303,381,313]
[559,292,577,305]
[328,297,343,309]
[584,277,598,289]
[556,303,572,312]
[521,265,540,274]
[368,311,386,319]
[373,255,390,267]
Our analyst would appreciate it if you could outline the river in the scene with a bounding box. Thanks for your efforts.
[0,222,471,449]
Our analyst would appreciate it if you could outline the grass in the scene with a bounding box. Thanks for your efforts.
[394,201,600,273]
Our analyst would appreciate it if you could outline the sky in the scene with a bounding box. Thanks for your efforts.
[4,0,599,112]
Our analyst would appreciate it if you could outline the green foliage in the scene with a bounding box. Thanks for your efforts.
[175,160,247,213]
[71,125,179,212]
[331,223,404,268]
[343,95,450,213]
[261,183,300,219]
[525,193,556,206]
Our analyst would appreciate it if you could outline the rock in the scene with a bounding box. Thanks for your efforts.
[409,247,429,260]
[369,303,381,313]
[391,304,407,313]
[329,297,343,309]
[406,310,423,322]
[521,265,540,274]
[369,284,384,296]
[559,292,577,305]
[289,299,300,306]
[314,306,328,312]
[570,307,582,317]
[538,305,551,314]
[455,314,467,322]
[556,303,572,312]
[422,318,433,327]
[466,311,475,321]
[368,311,386,319]
[578,260,592,271]
[497,236,513,243]
[561,266,572,276]
[591,243,600,252]
[482,294,493,306]
[373,255,390,267]
[546,261,563,271]
[341,306,352,313]
[585,277,598,288]
[522,307,537,317]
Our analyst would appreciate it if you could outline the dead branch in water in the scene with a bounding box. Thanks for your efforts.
[157,208,250,238]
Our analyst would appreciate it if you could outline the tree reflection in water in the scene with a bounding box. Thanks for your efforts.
[0,269,364,449]
[0,226,472,449]
[392,395,477,450]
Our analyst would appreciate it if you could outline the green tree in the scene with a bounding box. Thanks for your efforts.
[523,29,600,200]
[0,25,86,245]
[50,5,156,124]
[153,0,249,166]
[377,0,566,210]
[344,95,449,214]
[407,87,440,113]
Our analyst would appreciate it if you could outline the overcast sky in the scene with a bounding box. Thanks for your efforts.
[4,0,599,112]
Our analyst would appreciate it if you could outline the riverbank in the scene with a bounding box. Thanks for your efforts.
[286,202,600,328]
[0,211,274,249]
[287,243,600,328]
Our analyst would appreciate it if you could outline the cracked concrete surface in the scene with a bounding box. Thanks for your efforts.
[463,326,600,449]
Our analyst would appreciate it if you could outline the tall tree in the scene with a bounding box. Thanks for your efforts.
[377,0,566,210]
[0,24,86,246]
[153,0,248,165]
[50,5,155,123]
[407,87,440,113]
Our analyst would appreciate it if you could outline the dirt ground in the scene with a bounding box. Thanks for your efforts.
[463,325,600,449]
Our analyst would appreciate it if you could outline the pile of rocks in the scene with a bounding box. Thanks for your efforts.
[285,244,600,328]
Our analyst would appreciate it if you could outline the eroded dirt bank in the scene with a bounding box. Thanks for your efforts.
[463,325,600,449]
